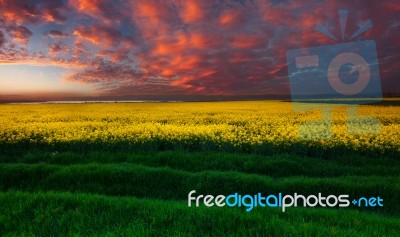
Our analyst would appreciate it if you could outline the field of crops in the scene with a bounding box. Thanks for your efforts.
[0,100,399,236]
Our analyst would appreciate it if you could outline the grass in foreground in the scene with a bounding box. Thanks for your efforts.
[0,147,399,236]
[1,191,399,237]
[0,151,399,216]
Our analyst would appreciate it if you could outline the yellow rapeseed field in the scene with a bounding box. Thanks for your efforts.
[0,100,399,154]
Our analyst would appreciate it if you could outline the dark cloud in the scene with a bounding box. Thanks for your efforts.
[48,42,69,56]
[0,0,68,24]
[63,59,142,86]
[0,31,6,47]
[9,26,33,45]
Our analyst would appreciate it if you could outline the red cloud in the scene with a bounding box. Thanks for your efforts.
[219,9,244,26]
[180,0,204,23]
[134,1,180,28]
[230,33,268,49]
[73,25,121,46]
[69,0,102,14]
[9,26,33,45]
[48,42,69,56]
[384,2,400,11]
[0,0,67,24]
[68,0,125,25]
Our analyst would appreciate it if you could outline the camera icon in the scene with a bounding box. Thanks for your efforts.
[287,40,381,103]
[286,10,382,139]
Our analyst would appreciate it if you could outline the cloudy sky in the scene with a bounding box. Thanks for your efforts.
[0,0,399,100]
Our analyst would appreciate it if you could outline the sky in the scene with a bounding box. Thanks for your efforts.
[0,0,399,101]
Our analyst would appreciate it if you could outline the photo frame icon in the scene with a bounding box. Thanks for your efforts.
[286,10,382,139]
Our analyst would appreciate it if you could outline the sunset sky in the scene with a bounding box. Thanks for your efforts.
[0,0,399,101]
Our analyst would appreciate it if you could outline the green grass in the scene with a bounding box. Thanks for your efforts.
[1,162,399,215]
[1,149,399,236]
[1,191,399,237]
[2,150,399,178]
